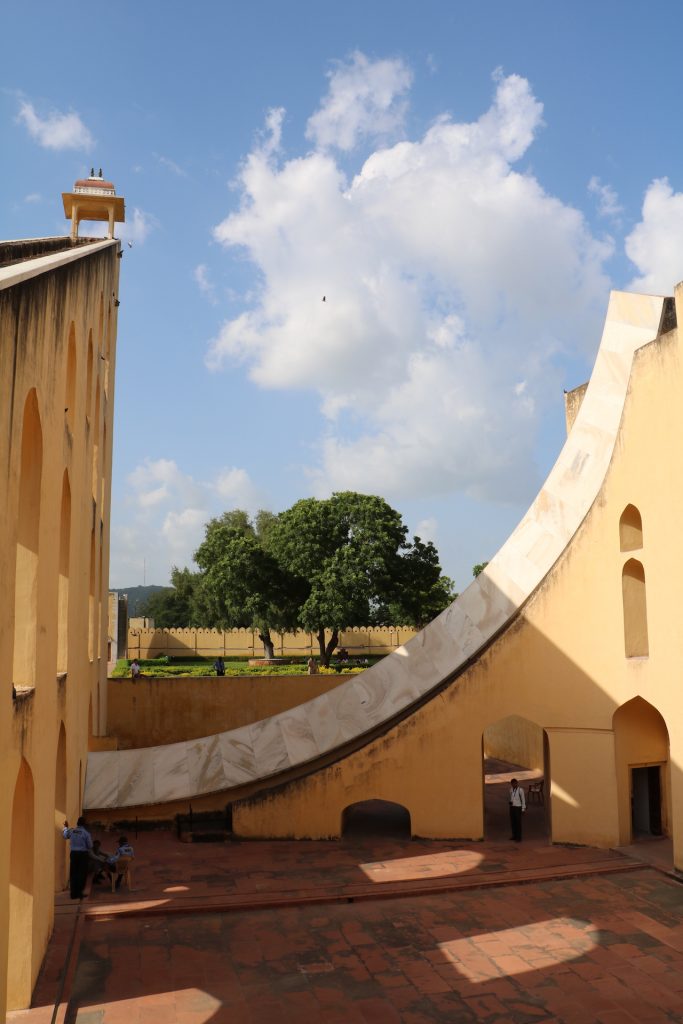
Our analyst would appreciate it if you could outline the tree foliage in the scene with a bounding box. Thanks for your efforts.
[140,567,199,627]
[147,494,455,665]
[193,510,303,659]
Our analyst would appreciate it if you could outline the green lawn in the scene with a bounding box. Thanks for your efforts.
[110,656,378,679]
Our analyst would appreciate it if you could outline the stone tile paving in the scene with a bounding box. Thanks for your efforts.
[11,826,681,1024]
[59,868,683,1023]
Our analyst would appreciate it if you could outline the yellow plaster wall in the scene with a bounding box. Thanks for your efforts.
[107,675,350,748]
[0,239,120,1013]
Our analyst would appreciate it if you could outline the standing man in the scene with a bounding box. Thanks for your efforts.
[63,816,93,899]
[509,778,526,842]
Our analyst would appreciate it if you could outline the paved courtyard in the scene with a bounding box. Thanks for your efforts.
[11,768,683,1023]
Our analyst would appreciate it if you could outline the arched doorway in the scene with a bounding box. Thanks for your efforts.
[613,697,670,844]
[7,758,35,1010]
[341,799,411,838]
[482,716,550,842]
[54,724,67,891]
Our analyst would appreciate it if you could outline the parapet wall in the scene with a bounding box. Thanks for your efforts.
[107,674,349,749]
[128,626,417,660]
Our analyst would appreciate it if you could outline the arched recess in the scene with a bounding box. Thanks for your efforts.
[54,724,67,891]
[98,292,104,352]
[57,471,71,673]
[622,559,649,657]
[104,307,111,394]
[13,390,43,688]
[92,382,101,498]
[85,331,93,423]
[341,799,411,838]
[65,324,76,432]
[613,697,670,844]
[97,539,103,658]
[7,758,35,1010]
[620,504,643,552]
[482,716,550,841]
[88,528,96,662]
[101,422,107,508]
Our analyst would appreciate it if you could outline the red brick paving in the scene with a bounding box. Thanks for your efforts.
[9,767,683,1023]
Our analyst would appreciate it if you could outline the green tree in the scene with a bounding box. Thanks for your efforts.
[140,566,200,627]
[193,511,303,659]
[269,492,453,665]
[472,561,489,577]
[381,536,456,627]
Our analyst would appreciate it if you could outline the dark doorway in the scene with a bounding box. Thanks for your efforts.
[341,799,411,838]
[631,765,662,838]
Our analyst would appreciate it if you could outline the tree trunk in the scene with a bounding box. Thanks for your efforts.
[258,630,275,660]
[317,627,339,668]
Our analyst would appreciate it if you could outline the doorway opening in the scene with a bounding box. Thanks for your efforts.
[631,765,663,839]
[482,716,550,842]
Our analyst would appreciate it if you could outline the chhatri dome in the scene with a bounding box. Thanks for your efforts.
[62,168,125,241]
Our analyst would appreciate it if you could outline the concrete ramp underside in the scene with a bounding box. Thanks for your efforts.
[85,291,668,819]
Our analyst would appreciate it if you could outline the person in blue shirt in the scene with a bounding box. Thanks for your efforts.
[108,836,135,890]
[63,817,93,899]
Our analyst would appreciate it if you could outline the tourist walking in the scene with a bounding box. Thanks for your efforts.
[509,778,526,842]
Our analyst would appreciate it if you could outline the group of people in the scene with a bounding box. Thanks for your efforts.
[62,817,135,899]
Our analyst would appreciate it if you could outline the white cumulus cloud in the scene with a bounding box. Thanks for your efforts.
[588,176,622,221]
[626,178,683,294]
[110,457,267,586]
[306,51,413,151]
[17,100,94,150]
[208,62,612,506]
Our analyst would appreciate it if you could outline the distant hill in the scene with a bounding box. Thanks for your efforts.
[114,585,167,617]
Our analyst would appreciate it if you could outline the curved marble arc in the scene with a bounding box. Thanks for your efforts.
[85,290,667,810]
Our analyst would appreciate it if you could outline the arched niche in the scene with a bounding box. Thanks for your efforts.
[613,697,670,843]
[622,559,649,657]
[13,389,43,688]
[341,799,411,838]
[65,324,76,432]
[92,381,101,498]
[85,331,93,423]
[7,758,35,1010]
[57,471,71,674]
[88,529,96,662]
[620,504,643,552]
[54,724,67,891]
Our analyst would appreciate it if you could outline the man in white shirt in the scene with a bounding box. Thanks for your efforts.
[509,778,526,842]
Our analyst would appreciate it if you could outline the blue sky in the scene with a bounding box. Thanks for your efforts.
[3,1,683,591]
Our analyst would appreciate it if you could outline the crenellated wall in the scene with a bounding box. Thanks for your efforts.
[127,625,417,659]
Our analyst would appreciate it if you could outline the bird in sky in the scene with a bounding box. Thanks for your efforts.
[322,295,326,302]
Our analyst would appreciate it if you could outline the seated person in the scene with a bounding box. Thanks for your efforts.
[108,835,135,890]
[88,839,111,883]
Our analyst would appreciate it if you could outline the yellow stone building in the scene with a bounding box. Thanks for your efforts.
[0,175,123,1014]
[86,286,683,878]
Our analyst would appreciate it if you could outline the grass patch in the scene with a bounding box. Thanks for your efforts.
[110,655,382,679]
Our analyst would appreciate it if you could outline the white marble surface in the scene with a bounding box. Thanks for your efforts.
[84,290,667,810]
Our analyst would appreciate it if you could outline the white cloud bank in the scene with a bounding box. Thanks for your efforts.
[110,457,265,586]
[17,99,93,150]
[626,178,683,294]
[207,59,613,506]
